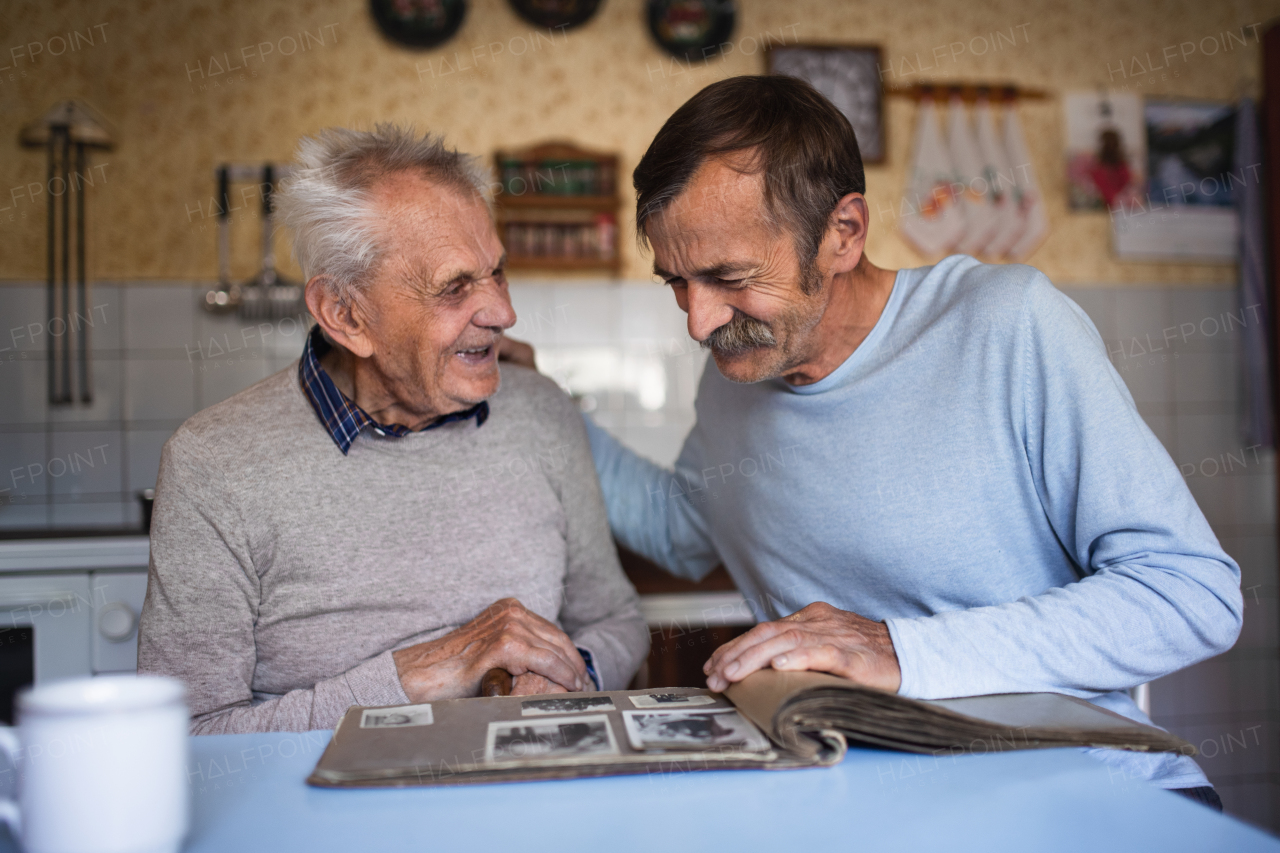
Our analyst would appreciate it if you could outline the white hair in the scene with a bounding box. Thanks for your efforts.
[275,124,492,302]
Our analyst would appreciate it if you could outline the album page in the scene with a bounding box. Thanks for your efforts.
[726,670,1193,756]
[308,686,824,788]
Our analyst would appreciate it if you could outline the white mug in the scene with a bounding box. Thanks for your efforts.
[0,675,189,853]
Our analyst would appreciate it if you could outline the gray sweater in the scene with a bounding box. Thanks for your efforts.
[138,362,649,734]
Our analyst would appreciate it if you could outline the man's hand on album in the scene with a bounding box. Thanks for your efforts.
[703,601,901,693]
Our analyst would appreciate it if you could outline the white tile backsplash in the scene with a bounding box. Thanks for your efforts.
[0,285,51,355]
[48,430,122,499]
[125,429,174,494]
[1172,347,1241,404]
[195,351,272,410]
[0,432,50,507]
[50,501,125,528]
[1111,287,1173,346]
[0,358,48,425]
[46,358,123,424]
[619,282,685,341]
[123,359,197,422]
[121,285,199,351]
[83,284,123,353]
[507,284,558,346]
[551,286,619,346]
[1060,288,1116,342]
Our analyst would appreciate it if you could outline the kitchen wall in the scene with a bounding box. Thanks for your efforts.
[0,0,1276,833]
[0,0,1271,285]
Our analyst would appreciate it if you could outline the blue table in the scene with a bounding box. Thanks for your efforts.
[16,732,1280,852]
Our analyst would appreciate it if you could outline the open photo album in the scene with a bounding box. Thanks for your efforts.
[307,670,1193,788]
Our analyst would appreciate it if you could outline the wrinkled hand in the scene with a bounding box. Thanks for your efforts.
[392,598,588,703]
[497,336,536,370]
[703,602,901,693]
[511,673,569,696]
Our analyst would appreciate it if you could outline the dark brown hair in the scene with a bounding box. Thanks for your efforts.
[633,75,865,292]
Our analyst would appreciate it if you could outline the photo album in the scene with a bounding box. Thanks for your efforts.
[307,670,1193,788]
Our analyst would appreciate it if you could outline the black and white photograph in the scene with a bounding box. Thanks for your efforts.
[629,692,717,709]
[359,703,435,729]
[486,715,618,763]
[521,696,616,716]
[623,709,771,753]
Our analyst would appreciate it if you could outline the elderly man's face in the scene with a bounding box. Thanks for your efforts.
[360,173,514,417]
[648,157,827,384]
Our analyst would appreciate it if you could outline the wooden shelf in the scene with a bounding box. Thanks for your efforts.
[496,193,619,210]
[505,255,619,271]
[495,140,621,276]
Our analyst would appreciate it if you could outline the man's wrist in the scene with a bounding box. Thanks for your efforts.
[869,620,902,693]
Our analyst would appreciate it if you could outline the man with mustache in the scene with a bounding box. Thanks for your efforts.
[583,76,1240,806]
[138,125,648,733]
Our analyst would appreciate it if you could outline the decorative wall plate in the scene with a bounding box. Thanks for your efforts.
[370,0,468,49]
[646,0,735,62]
[508,0,602,30]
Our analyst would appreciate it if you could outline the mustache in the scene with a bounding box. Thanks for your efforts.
[701,312,777,356]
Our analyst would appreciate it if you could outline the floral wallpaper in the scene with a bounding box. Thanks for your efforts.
[0,0,1270,285]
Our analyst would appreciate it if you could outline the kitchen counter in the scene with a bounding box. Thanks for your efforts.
[0,536,150,573]
[0,537,751,631]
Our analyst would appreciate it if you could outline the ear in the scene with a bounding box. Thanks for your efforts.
[305,277,375,359]
[823,192,871,276]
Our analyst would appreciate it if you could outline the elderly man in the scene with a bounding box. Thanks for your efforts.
[138,125,648,733]
[584,76,1240,807]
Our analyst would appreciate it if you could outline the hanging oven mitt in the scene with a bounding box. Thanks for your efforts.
[947,96,999,256]
[974,97,1024,259]
[1003,103,1050,261]
[899,98,965,257]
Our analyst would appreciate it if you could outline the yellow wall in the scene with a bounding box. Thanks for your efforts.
[0,0,1272,286]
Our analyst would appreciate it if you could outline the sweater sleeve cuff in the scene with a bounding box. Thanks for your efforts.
[886,616,931,699]
[577,646,602,691]
[343,649,411,707]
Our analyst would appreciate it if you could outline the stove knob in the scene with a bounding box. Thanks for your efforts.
[99,602,137,643]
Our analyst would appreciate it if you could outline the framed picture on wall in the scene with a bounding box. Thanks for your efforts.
[767,44,885,164]
[1111,98,1240,261]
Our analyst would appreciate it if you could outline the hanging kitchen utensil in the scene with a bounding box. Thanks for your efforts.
[202,163,303,320]
[203,165,241,314]
[237,164,304,320]
[20,100,114,405]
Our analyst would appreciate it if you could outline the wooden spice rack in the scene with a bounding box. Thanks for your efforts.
[493,141,621,275]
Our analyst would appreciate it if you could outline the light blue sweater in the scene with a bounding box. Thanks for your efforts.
[587,255,1242,788]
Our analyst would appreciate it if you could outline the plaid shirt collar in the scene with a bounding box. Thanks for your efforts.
[299,325,489,455]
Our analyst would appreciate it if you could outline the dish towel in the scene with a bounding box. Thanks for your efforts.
[900,99,966,256]
[975,98,1025,258]
[1003,104,1050,261]
[948,97,999,255]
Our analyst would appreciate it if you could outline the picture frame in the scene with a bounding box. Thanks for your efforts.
[767,44,886,164]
